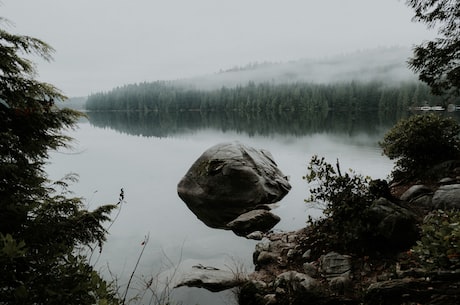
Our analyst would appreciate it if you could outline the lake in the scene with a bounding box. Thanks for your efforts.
[46,110,397,305]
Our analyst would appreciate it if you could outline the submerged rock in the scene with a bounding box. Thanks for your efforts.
[177,142,290,231]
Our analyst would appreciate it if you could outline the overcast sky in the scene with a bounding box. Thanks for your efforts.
[2,0,436,97]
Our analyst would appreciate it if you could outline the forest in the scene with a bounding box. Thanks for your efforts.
[85,80,444,114]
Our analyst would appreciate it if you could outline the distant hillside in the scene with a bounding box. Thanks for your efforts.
[56,96,87,110]
[176,47,416,90]
[86,47,429,113]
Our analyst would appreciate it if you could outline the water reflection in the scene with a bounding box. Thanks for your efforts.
[49,110,426,305]
[86,110,405,138]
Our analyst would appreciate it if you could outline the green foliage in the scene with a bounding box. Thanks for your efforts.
[0,18,120,304]
[379,113,460,180]
[85,80,438,114]
[406,0,460,97]
[303,155,375,253]
[304,155,374,219]
[412,210,460,270]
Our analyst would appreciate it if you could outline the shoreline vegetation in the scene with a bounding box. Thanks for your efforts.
[234,113,460,305]
[85,80,444,114]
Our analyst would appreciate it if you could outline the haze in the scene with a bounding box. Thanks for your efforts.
[2,0,435,97]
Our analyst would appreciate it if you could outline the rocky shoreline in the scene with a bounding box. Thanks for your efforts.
[238,177,460,305]
[176,142,460,304]
[176,177,460,304]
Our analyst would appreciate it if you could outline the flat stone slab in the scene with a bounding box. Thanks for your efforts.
[227,209,280,236]
[175,265,246,292]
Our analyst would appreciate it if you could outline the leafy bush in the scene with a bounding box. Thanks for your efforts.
[304,155,373,220]
[412,210,460,270]
[303,155,376,253]
[379,113,460,180]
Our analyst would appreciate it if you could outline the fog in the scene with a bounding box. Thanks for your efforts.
[177,47,418,90]
[1,0,435,96]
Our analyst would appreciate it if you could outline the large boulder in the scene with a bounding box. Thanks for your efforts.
[177,142,291,229]
[432,184,460,210]
[366,198,419,252]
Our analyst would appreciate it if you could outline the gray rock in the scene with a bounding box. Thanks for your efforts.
[411,194,433,208]
[400,184,432,202]
[439,177,456,185]
[227,209,280,236]
[287,249,297,259]
[255,251,279,265]
[329,275,352,295]
[255,240,271,253]
[175,265,245,292]
[319,252,351,278]
[302,249,312,260]
[263,294,277,305]
[275,271,320,293]
[366,198,419,251]
[246,231,264,240]
[365,275,460,305]
[177,142,291,229]
[303,262,318,277]
[432,184,460,210]
[250,280,267,290]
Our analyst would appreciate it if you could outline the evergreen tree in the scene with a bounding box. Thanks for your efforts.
[0,18,120,304]
[406,0,460,97]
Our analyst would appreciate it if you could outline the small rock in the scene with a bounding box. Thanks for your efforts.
[246,231,264,240]
[227,209,280,236]
[287,249,297,259]
[302,249,312,260]
[329,275,352,295]
[320,252,351,278]
[303,262,318,277]
[264,294,277,305]
[287,234,297,243]
[255,240,271,253]
[250,280,267,290]
[439,177,456,185]
[275,271,320,293]
[256,251,278,265]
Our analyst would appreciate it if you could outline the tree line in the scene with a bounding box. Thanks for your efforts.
[85,80,443,113]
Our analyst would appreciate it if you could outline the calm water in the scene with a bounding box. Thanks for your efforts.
[47,111,396,304]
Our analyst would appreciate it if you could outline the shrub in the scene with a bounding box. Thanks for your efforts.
[379,113,460,180]
[304,155,373,220]
[412,210,460,270]
[303,155,375,253]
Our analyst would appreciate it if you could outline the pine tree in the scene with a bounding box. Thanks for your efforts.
[0,18,120,304]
